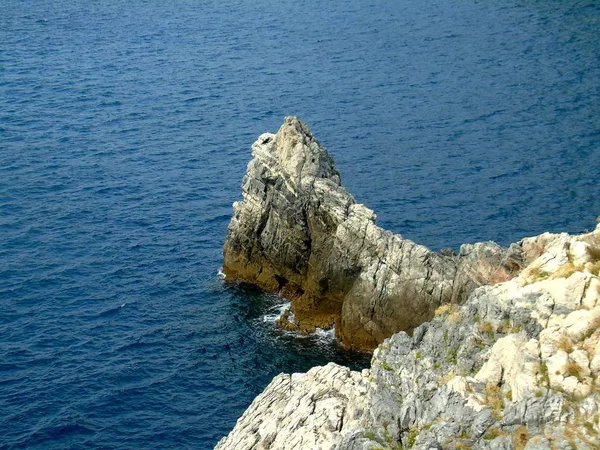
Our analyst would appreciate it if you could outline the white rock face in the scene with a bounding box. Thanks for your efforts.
[217,223,600,449]
[475,335,540,402]
[214,363,369,450]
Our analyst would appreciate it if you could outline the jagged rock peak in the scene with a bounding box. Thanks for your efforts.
[223,117,524,351]
[254,116,341,187]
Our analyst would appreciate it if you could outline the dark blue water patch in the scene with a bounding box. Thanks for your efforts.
[1,0,599,448]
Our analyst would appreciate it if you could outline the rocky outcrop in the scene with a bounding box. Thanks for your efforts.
[216,224,600,450]
[214,363,370,450]
[223,117,524,351]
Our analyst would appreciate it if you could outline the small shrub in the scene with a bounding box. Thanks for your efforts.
[552,262,581,279]
[565,361,582,379]
[435,304,454,316]
[588,260,600,276]
[381,361,393,371]
[415,351,422,359]
[435,304,461,323]
[587,245,600,261]
[484,385,504,414]
[473,313,481,323]
[363,430,377,441]
[584,315,600,339]
[526,267,550,284]
[557,334,574,353]
[406,427,418,447]
[483,427,502,440]
[439,371,456,385]
[539,362,550,385]
[535,389,544,398]
[497,318,512,334]
[479,322,495,340]
[563,423,581,450]
[513,425,529,450]
[504,389,513,401]
[584,422,596,434]
[458,429,469,439]
[446,348,457,364]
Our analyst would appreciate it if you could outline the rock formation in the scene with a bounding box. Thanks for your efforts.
[216,224,600,449]
[223,117,523,351]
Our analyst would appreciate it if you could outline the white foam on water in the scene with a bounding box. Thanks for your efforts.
[261,302,337,345]
[217,268,226,279]
[314,326,336,344]
[262,302,291,323]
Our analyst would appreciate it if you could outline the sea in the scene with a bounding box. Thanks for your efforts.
[1,0,599,448]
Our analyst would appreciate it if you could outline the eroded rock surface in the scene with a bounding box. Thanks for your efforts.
[217,224,600,450]
[214,363,370,450]
[223,117,523,351]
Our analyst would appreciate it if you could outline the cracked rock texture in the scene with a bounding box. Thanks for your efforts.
[223,117,523,351]
[216,224,600,450]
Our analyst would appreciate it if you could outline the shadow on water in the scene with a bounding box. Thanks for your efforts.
[224,282,371,384]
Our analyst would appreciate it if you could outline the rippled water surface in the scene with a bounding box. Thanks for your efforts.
[1,0,599,448]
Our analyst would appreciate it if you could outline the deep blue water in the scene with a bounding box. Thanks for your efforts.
[1,0,599,448]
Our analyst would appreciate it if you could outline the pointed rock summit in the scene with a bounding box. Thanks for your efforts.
[223,117,523,351]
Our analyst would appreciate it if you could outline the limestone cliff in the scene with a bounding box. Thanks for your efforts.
[223,117,522,351]
[216,224,600,449]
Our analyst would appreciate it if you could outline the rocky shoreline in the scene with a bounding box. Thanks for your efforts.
[218,224,600,449]
[218,118,600,449]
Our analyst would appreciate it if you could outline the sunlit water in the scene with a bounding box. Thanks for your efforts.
[1,0,598,448]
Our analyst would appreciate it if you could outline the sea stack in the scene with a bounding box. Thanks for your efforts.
[222,117,523,351]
